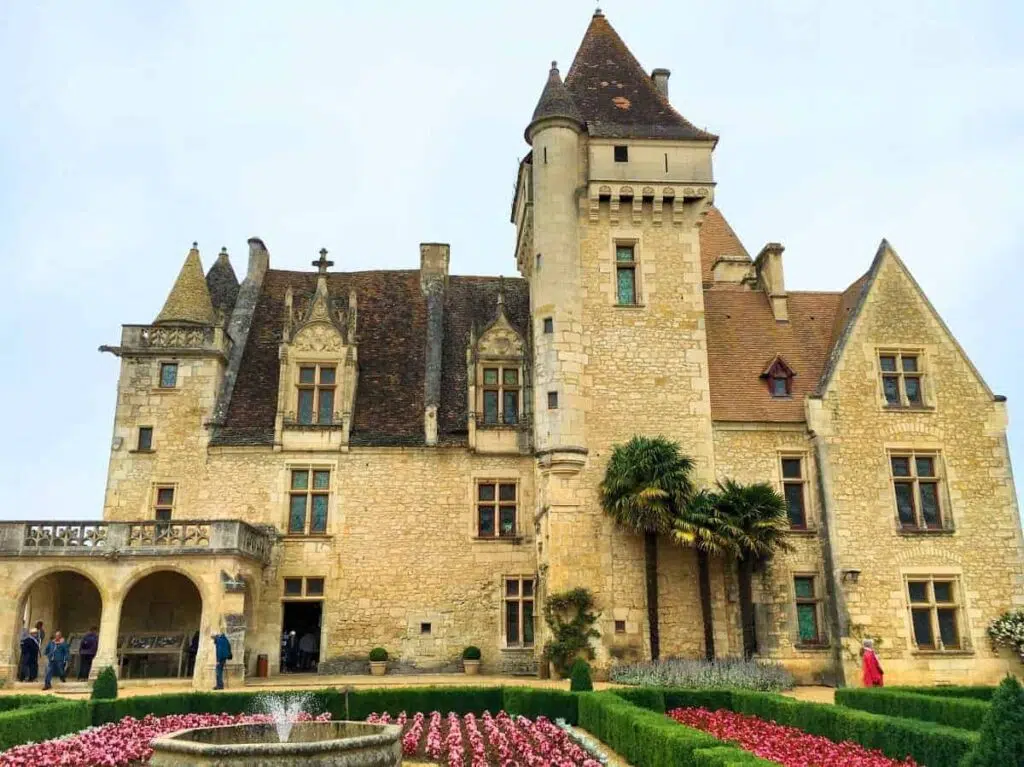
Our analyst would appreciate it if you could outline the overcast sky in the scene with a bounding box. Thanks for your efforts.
[0,1,1021,520]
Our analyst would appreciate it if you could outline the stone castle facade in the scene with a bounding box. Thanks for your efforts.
[2,11,1021,688]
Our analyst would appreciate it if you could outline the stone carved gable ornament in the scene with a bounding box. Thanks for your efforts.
[292,322,343,353]
[477,308,525,358]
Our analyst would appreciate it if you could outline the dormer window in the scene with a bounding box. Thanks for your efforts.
[761,355,795,398]
[481,366,520,425]
[297,364,336,425]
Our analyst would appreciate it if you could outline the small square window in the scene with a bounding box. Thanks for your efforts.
[614,145,628,162]
[306,577,325,596]
[159,362,178,388]
[137,427,153,451]
[543,317,553,334]
[614,620,626,634]
[420,622,432,635]
[771,376,789,397]
[156,487,174,506]
[547,391,558,409]
[908,581,929,603]
[283,578,303,596]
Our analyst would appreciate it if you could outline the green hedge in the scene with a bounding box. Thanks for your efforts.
[0,695,61,713]
[836,687,990,730]
[349,686,504,719]
[730,690,978,767]
[888,685,995,701]
[579,692,773,767]
[0,700,91,751]
[612,686,667,712]
[662,688,736,714]
[504,687,579,725]
[90,690,348,725]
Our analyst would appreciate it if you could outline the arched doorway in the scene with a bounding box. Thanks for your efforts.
[16,570,103,681]
[117,570,202,679]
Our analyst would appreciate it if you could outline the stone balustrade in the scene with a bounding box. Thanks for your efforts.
[100,324,232,360]
[0,520,273,563]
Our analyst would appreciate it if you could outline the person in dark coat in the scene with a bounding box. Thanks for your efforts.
[212,631,232,690]
[43,631,69,690]
[35,621,45,649]
[187,630,200,677]
[19,629,40,682]
[77,626,98,680]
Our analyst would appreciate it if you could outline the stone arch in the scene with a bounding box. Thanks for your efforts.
[116,568,204,679]
[13,566,105,680]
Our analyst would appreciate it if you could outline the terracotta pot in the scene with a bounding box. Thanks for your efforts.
[369,661,387,676]
[463,660,480,675]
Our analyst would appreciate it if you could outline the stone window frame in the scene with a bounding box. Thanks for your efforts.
[284,463,335,537]
[876,347,931,410]
[156,360,179,390]
[473,478,519,540]
[502,575,536,649]
[886,448,953,533]
[777,451,815,532]
[282,576,325,599]
[152,483,176,522]
[476,362,523,427]
[613,238,642,307]
[134,426,154,453]
[791,572,827,648]
[295,362,338,426]
[900,567,973,654]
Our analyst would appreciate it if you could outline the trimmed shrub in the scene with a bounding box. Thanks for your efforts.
[462,646,481,660]
[663,688,737,714]
[0,695,60,712]
[504,687,578,725]
[612,686,666,712]
[836,687,990,730]
[731,689,978,767]
[610,657,793,691]
[578,691,770,767]
[368,647,388,662]
[89,689,347,725]
[91,665,118,700]
[0,700,90,751]
[570,658,594,692]
[960,675,1024,767]
[889,685,996,702]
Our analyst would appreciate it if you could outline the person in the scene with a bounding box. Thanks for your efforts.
[284,630,299,672]
[77,626,99,680]
[20,628,40,682]
[299,631,318,672]
[43,631,69,690]
[212,630,232,690]
[35,621,45,649]
[860,638,884,687]
[187,630,200,677]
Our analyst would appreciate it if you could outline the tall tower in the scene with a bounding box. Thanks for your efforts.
[514,10,721,665]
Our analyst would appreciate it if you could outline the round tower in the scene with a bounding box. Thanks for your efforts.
[525,62,587,467]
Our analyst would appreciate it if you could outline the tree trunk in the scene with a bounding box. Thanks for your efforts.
[738,557,757,659]
[644,531,660,661]
[696,549,716,660]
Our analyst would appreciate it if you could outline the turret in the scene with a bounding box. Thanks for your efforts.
[525,62,587,470]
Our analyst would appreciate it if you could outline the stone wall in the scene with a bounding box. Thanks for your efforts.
[812,249,1024,685]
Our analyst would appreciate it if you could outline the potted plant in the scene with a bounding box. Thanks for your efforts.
[369,647,388,676]
[462,646,481,675]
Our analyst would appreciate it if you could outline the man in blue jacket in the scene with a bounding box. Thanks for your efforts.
[212,630,233,690]
[77,626,99,680]
[42,631,69,690]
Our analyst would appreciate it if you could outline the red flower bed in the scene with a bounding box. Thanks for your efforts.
[0,711,330,767]
[367,710,601,766]
[668,707,919,767]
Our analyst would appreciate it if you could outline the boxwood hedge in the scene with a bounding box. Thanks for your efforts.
[836,687,990,730]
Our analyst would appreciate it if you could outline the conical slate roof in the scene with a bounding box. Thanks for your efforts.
[564,10,716,141]
[154,244,217,326]
[206,247,240,318]
[525,61,583,142]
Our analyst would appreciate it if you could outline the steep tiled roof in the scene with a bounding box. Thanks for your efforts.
[704,288,844,422]
[211,270,529,447]
[699,206,751,285]
[206,250,240,320]
[154,246,217,326]
[564,11,716,141]
[526,63,583,141]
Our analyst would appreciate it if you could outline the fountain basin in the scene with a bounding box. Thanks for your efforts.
[149,720,403,766]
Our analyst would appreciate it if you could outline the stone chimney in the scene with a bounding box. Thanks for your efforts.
[712,254,754,284]
[651,68,671,99]
[420,243,450,446]
[754,242,788,322]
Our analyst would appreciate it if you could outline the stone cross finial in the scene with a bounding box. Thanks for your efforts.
[497,276,505,308]
[312,248,334,274]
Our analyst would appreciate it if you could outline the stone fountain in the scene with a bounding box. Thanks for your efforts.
[149,693,402,766]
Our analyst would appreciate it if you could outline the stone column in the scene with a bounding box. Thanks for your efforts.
[91,593,122,679]
[0,592,20,682]
[220,590,247,687]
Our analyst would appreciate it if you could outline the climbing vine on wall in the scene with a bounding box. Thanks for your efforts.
[543,587,600,676]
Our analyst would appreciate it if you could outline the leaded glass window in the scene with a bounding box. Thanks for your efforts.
[477,481,516,538]
[879,351,926,407]
[154,486,175,521]
[295,364,336,425]
[289,468,330,535]
[781,457,807,529]
[159,362,178,389]
[479,365,521,426]
[793,576,821,644]
[890,453,945,529]
[615,244,637,305]
[504,577,535,647]
[907,577,964,651]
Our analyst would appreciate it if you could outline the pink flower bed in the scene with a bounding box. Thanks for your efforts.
[366,710,601,766]
[0,711,330,767]
[668,707,919,767]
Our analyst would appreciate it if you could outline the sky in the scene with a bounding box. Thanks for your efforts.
[0,1,1021,520]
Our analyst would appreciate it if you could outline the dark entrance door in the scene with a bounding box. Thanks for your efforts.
[281,601,322,673]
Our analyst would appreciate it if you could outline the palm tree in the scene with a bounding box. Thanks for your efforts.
[713,479,793,659]
[600,436,695,661]
[674,488,737,661]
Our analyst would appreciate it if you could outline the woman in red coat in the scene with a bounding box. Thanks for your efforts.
[861,638,884,687]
